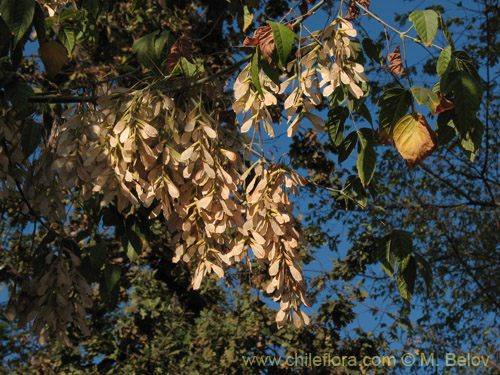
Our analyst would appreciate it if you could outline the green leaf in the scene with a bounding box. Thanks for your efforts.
[153,30,174,62]
[409,10,439,46]
[436,45,452,78]
[260,58,281,86]
[20,120,40,157]
[132,30,174,69]
[357,102,373,125]
[397,256,416,305]
[460,119,483,162]
[104,264,121,292]
[0,0,35,47]
[329,85,348,107]
[410,86,440,115]
[338,131,357,164]
[251,48,263,96]
[32,2,46,44]
[172,57,199,77]
[124,227,143,262]
[356,129,377,187]
[377,235,396,278]
[59,24,75,55]
[82,0,99,17]
[453,70,483,135]
[242,4,253,32]
[414,253,433,297]
[5,78,34,107]
[267,20,297,70]
[132,31,158,67]
[390,230,413,260]
[89,243,108,269]
[377,87,412,135]
[436,111,457,146]
[326,106,348,147]
[362,38,384,65]
[342,175,368,209]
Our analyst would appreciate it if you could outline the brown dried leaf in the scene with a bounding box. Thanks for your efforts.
[344,1,360,21]
[165,36,193,73]
[243,25,275,63]
[388,45,405,75]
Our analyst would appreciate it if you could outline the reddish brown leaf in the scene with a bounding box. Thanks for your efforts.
[358,0,371,7]
[243,36,259,47]
[165,36,193,73]
[435,93,454,114]
[243,25,275,63]
[388,45,405,75]
[345,1,360,20]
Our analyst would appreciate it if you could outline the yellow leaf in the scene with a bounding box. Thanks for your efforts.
[393,113,437,169]
[38,41,69,79]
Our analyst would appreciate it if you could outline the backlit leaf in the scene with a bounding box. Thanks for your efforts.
[104,264,121,292]
[377,87,412,136]
[59,24,75,55]
[267,20,297,70]
[356,129,376,187]
[393,113,437,169]
[410,86,440,115]
[326,106,348,147]
[409,10,439,46]
[251,48,263,96]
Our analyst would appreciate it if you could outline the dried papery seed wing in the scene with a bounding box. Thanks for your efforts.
[119,126,132,144]
[203,163,216,179]
[113,118,127,135]
[221,149,237,161]
[251,230,266,245]
[140,122,159,138]
[266,279,277,294]
[269,259,280,276]
[203,126,217,139]
[280,297,290,310]
[241,118,254,133]
[180,145,196,161]
[196,195,213,209]
[288,262,303,282]
[211,264,225,278]
[192,263,205,289]
[166,179,180,198]
[276,309,287,328]
[269,218,284,235]
[203,148,214,166]
[251,242,265,258]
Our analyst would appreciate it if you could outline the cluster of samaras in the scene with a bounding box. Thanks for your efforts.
[50,88,310,328]
[234,19,367,137]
